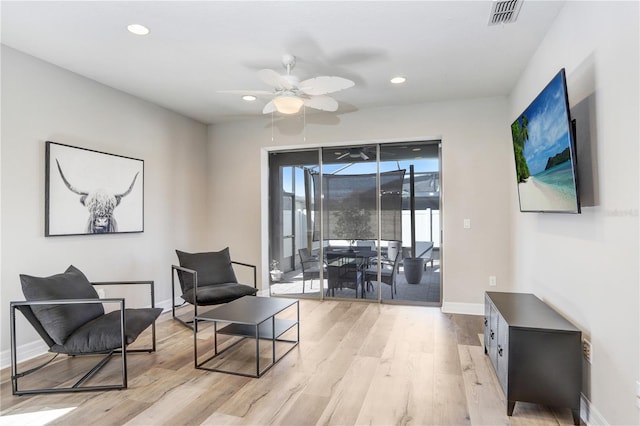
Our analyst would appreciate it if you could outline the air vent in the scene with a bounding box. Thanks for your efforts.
[488,0,523,25]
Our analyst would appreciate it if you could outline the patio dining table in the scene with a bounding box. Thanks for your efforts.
[325,248,378,298]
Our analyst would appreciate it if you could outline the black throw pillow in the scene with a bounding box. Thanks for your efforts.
[176,248,238,293]
[20,265,104,345]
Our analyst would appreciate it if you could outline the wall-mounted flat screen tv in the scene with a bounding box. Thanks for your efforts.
[510,68,580,213]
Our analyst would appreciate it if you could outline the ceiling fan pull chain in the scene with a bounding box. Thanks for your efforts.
[303,106,306,142]
[271,110,274,142]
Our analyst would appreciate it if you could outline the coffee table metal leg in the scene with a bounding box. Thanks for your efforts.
[297,301,300,343]
[193,321,198,368]
[272,316,276,365]
[214,321,218,355]
[255,324,260,377]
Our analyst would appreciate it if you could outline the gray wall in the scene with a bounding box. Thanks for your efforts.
[0,46,211,358]
[509,2,639,424]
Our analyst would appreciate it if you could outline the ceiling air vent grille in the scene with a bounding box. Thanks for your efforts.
[488,0,523,25]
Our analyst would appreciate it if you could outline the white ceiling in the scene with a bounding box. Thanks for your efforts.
[1,1,565,124]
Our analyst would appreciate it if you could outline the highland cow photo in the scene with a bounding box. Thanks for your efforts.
[45,141,144,236]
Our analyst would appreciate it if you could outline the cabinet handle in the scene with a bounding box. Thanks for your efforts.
[490,331,495,340]
[498,346,503,356]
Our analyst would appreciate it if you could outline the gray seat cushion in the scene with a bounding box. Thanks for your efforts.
[20,265,104,345]
[181,282,257,306]
[53,308,162,354]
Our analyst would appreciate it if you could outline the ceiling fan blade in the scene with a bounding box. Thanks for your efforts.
[299,76,355,95]
[258,69,293,90]
[262,100,277,114]
[303,95,339,112]
[217,90,273,96]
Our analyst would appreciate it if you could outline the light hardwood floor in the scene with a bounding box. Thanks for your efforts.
[1,299,578,425]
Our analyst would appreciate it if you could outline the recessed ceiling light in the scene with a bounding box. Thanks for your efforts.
[242,95,257,101]
[127,24,150,35]
[390,76,407,84]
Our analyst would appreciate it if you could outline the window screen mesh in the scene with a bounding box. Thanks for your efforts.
[312,170,405,241]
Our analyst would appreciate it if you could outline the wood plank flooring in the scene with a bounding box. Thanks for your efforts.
[1,299,577,425]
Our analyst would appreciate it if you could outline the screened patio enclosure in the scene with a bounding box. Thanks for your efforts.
[268,141,441,305]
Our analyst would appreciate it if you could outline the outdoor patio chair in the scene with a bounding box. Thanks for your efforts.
[298,248,326,293]
[415,241,435,269]
[10,265,162,395]
[365,250,401,298]
[171,247,257,329]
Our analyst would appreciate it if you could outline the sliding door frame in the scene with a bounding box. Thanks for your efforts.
[266,138,442,306]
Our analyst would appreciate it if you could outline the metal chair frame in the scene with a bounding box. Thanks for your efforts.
[10,281,158,395]
[365,251,401,299]
[171,261,257,331]
[298,248,326,294]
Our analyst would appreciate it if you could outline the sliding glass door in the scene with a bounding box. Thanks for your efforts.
[268,141,441,305]
[320,146,380,300]
[379,142,441,304]
[268,150,320,296]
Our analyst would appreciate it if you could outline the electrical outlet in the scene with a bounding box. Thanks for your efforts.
[97,288,106,298]
[582,339,592,364]
[489,275,497,286]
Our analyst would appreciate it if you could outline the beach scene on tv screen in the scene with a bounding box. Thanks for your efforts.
[511,72,578,212]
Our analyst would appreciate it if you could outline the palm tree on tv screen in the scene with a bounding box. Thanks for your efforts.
[511,114,531,183]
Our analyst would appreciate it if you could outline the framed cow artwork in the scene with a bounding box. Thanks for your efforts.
[45,141,144,236]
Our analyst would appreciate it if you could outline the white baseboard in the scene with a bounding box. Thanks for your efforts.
[156,297,177,313]
[0,339,49,370]
[581,393,608,425]
[441,302,484,315]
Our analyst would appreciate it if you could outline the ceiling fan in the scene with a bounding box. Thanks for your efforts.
[220,54,355,115]
[336,147,370,160]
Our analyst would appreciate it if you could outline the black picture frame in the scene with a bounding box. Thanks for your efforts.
[45,141,144,236]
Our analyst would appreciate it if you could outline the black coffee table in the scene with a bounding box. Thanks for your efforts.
[194,296,299,377]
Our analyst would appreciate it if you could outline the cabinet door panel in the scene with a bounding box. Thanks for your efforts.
[496,315,509,394]
[488,305,499,371]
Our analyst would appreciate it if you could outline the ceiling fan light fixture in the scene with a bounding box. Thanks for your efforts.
[273,95,304,114]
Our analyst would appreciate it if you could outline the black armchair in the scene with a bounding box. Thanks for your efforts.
[171,247,258,329]
[10,265,162,395]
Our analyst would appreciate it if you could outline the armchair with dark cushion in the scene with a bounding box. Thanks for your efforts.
[171,247,258,329]
[10,265,162,395]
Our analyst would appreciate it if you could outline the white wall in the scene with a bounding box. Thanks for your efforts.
[509,2,639,424]
[207,96,514,312]
[0,46,210,362]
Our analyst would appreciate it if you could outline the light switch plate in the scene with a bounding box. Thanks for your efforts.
[463,219,471,229]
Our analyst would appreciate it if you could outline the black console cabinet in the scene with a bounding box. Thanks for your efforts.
[484,292,582,425]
